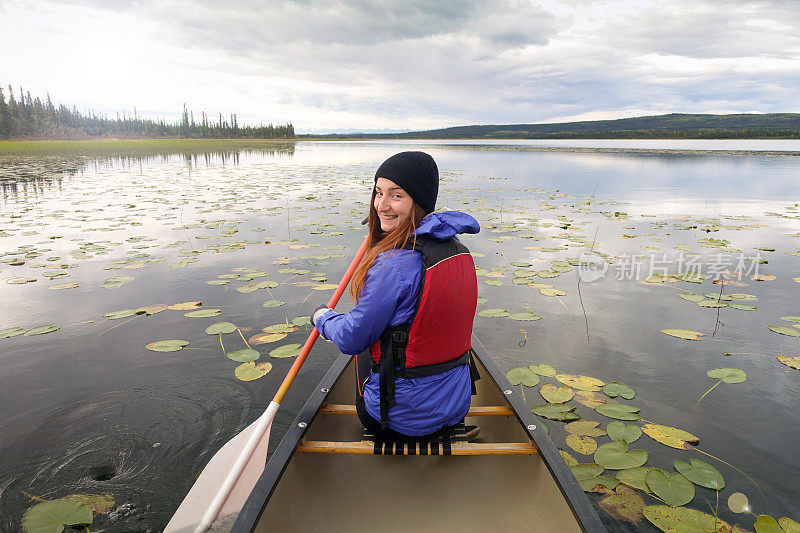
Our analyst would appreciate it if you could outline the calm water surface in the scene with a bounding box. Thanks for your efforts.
[1,140,799,531]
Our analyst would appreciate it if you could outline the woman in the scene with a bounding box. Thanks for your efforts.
[311,151,480,438]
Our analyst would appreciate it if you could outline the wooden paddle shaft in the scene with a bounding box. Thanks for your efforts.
[195,236,369,533]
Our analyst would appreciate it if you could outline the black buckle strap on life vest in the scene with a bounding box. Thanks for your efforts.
[468,350,481,395]
[378,325,410,430]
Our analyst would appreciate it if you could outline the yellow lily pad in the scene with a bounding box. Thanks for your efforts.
[555,373,605,391]
[641,423,699,450]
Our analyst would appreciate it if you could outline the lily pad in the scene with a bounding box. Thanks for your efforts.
[564,420,606,438]
[61,493,115,514]
[146,339,189,352]
[49,282,79,290]
[262,299,287,308]
[643,505,730,533]
[573,390,612,408]
[674,458,725,490]
[227,348,260,362]
[606,421,642,443]
[168,301,202,310]
[598,484,646,525]
[777,355,800,371]
[531,403,579,421]
[0,327,27,338]
[103,309,137,320]
[529,363,557,377]
[570,463,618,491]
[484,279,503,286]
[540,288,566,297]
[185,309,222,318]
[729,304,758,311]
[595,403,641,421]
[566,434,597,455]
[707,367,747,384]
[594,441,648,469]
[555,374,604,391]
[560,450,578,466]
[22,499,93,533]
[478,308,510,318]
[778,517,800,533]
[205,322,237,335]
[234,361,272,381]
[768,325,800,337]
[24,325,60,336]
[263,323,297,334]
[506,367,540,387]
[269,343,303,358]
[615,467,653,492]
[679,292,706,302]
[646,469,694,506]
[661,328,705,341]
[540,383,575,403]
[508,311,542,321]
[641,423,699,450]
[292,316,311,326]
[602,381,636,400]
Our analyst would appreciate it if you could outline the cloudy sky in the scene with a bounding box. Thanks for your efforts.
[1,0,799,132]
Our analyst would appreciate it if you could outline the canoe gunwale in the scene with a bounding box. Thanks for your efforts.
[231,335,606,532]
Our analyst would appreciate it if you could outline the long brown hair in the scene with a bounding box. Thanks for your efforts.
[349,187,428,302]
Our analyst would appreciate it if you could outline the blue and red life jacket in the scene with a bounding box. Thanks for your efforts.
[369,234,479,428]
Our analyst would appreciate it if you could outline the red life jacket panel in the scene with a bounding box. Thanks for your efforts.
[369,235,477,368]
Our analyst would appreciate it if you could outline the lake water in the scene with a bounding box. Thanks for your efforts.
[1,140,799,532]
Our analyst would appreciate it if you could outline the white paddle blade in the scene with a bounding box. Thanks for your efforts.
[164,407,275,533]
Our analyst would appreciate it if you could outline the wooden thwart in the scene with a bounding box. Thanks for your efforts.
[296,440,538,455]
[319,404,515,417]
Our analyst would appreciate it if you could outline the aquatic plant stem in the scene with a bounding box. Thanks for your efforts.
[95,315,138,337]
[694,447,772,516]
[219,334,226,356]
[237,328,252,350]
[697,379,722,403]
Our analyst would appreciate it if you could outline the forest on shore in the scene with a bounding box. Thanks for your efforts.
[0,84,295,140]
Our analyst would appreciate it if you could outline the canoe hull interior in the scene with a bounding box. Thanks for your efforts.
[248,351,586,533]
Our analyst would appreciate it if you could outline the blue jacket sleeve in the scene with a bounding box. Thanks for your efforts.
[316,250,421,355]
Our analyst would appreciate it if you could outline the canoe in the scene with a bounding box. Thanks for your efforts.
[216,334,606,532]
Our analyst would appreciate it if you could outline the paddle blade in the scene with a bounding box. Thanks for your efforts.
[164,416,272,532]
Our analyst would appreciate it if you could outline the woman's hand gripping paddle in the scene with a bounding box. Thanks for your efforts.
[165,236,369,533]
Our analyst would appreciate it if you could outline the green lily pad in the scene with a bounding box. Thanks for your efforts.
[7,277,37,284]
[615,467,653,492]
[484,279,503,286]
[595,403,641,421]
[508,311,542,321]
[606,421,642,443]
[679,293,706,302]
[707,368,747,383]
[531,403,579,421]
[777,355,800,371]
[234,361,272,381]
[570,463,618,491]
[674,458,725,490]
[256,280,279,289]
[780,316,800,323]
[292,316,311,326]
[768,325,800,337]
[478,308,510,318]
[236,284,260,293]
[103,309,137,320]
[697,299,727,308]
[227,348,260,362]
[602,381,635,400]
[146,339,189,352]
[506,367,540,387]
[476,296,487,305]
[101,275,134,288]
[0,327,27,338]
[206,279,230,285]
[540,383,574,403]
[641,423,699,450]
[778,517,800,533]
[729,304,758,311]
[646,469,694,506]
[263,323,296,334]
[22,499,93,533]
[262,299,287,308]
[594,441,648,469]
[643,505,731,533]
[529,363,557,377]
[185,309,222,318]
[205,322,237,335]
[24,325,60,336]
[269,343,303,358]
[661,328,705,341]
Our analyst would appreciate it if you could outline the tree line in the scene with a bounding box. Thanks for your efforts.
[0,84,294,140]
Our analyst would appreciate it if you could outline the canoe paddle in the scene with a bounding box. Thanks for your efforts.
[165,236,369,533]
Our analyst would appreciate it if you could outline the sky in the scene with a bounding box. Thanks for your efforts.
[1,0,799,133]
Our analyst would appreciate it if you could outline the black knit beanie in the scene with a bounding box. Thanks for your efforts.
[374,151,439,214]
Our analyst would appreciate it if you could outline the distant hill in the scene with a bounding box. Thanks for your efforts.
[306,113,800,139]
